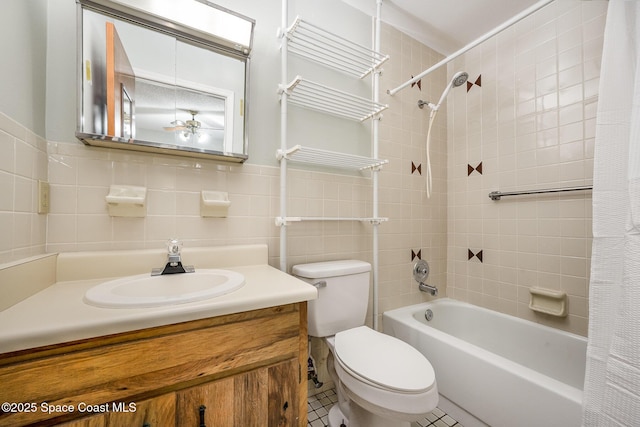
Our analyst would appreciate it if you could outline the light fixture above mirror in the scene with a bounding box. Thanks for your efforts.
[76,0,254,162]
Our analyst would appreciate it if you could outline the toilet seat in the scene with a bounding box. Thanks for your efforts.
[334,326,435,393]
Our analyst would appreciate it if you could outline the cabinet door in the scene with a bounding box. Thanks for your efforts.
[107,393,175,427]
[177,359,300,427]
[57,394,175,427]
[58,416,106,427]
[267,358,299,426]
[177,376,235,427]
[234,365,268,426]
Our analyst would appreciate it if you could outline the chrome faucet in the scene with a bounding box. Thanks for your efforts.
[414,259,438,296]
[418,282,438,296]
[167,239,182,265]
[151,239,195,276]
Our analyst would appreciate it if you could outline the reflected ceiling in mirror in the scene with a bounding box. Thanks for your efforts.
[77,0,254,162]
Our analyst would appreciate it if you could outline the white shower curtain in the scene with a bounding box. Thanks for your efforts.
[582,0,640,425]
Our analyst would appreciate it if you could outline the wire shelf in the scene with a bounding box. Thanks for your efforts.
[282,77,387,122]
[285,16,389,78]
[277,145,388,171]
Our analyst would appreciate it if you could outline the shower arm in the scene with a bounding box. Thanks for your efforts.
[417,100,437,110]
[417,71,467,112]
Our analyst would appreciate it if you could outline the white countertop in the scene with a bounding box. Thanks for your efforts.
[0,245,317,354]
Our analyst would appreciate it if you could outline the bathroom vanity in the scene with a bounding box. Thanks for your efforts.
[0,245,316,426]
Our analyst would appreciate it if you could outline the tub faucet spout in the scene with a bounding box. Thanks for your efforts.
[414,259,437,295]
[418,282,438,296]
[151,239,195,276]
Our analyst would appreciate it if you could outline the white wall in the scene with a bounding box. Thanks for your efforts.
[0,0,48,137]
[45,0,77,143]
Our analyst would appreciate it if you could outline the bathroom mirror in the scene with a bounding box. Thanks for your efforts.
[76,0,254,162]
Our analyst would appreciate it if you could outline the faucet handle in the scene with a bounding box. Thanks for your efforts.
[151,239,193,276]
[413,259,430,283]
[167,238,182,255]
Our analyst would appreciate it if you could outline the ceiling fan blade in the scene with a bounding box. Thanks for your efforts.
[163,125,187,131]
[163,120,187,132]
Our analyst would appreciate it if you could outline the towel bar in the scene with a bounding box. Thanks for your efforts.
[489,185,592,201]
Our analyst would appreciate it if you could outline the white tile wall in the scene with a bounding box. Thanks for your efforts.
[44,139,380,271]
[446,0,607,336]
[0,113,48,263]
[376,23,448,324]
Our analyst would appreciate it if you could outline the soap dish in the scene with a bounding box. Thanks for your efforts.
[201,191,231,217]
[529,287,567,317]
[105,185,147,217]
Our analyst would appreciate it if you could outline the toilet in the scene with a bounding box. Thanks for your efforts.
[293,260,438,427]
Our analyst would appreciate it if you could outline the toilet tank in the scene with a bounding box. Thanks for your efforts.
[292,260,371,337]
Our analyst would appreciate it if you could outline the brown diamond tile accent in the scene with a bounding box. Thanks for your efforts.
[467,162,483,176]
[411,76,422,91]
[412,162,422,175]
[467,74,482,92]
[411,249,422,261]
[468,249,483,263]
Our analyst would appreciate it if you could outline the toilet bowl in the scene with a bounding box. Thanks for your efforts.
[329,327,438,426]
[292,260,438,427]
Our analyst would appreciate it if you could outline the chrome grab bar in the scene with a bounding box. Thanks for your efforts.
[489,185,592,201]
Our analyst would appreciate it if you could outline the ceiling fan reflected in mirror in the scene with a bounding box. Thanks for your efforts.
[163,110,223,140]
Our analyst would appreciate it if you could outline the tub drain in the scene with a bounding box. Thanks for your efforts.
[425,309,433,321]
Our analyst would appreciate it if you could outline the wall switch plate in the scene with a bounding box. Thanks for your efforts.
[38,180,50,214]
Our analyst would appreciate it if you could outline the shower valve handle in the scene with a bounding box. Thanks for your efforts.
[413,259,430,283]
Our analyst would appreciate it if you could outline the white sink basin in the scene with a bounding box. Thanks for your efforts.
[84,269,245,308]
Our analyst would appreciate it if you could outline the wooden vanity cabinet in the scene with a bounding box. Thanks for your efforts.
[176,358,299,426]
[58,393,176,427]
[0,303,308,427]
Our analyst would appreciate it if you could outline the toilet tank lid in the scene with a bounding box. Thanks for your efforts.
[292,260,371,279]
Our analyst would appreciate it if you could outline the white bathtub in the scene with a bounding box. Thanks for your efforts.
[383,298,587,427]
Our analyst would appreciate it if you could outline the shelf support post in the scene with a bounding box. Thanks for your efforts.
[371,0,383,331]
[279,0,289,272]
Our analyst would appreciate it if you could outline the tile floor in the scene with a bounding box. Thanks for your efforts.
[307,389,462,427]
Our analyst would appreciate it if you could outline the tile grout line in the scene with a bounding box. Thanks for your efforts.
[307,389,463,427]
